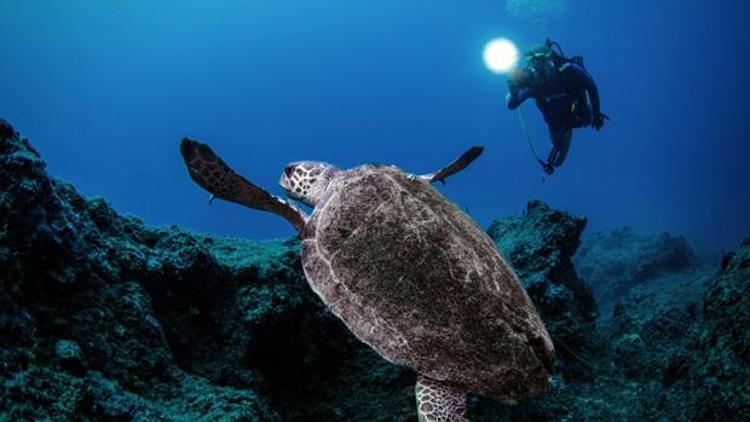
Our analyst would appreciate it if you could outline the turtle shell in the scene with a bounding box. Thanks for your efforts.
[301,165,553,400]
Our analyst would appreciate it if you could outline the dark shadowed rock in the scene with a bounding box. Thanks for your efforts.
[54,340,87,375]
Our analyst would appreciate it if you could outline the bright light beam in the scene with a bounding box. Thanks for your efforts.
[483,38,520,74]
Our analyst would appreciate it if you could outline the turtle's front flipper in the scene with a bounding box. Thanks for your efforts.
[180,138,308,233]
[416,375,467,422]
[419,146,484,185]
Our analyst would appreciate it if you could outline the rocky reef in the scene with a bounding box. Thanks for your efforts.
[576,227,711,319]
[0,119,411,420]
[1,119,748,420]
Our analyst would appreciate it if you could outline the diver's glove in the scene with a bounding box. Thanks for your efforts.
[539,159,555,175]
[592,112,609,130]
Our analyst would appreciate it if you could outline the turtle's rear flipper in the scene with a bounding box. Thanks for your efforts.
[420,146,483,185]
[416,375,467,422]
[180,138,307,233]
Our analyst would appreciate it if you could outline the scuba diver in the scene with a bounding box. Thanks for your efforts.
[506,39,608,175]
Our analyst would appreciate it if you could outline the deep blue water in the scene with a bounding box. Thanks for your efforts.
[1,0,748,260]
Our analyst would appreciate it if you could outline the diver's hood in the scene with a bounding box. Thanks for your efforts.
[525,44,553,60]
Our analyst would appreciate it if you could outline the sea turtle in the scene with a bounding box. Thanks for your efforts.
[180,139,554,421]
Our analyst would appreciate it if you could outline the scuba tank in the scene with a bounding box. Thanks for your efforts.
[545,38,592,78]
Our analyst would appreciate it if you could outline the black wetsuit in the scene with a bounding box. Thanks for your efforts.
[507,60,602,169]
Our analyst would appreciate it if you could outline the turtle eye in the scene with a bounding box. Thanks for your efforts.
[284,166,295,178]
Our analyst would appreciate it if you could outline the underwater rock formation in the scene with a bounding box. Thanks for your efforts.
[0,120,279,420]
[650,238,750,419]
[576,227,708,315]
[1,119,748,420]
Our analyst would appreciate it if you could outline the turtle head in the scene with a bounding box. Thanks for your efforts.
[279,161,339,207]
